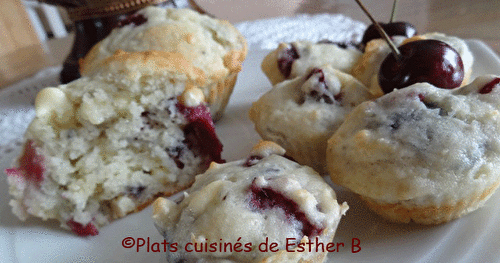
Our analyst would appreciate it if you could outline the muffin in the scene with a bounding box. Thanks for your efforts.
[80,7,248,121]
[5,51,224,236]
[153,141,348,262]
[351,32,473,97]
[261,40,362,85]
[249,66,373,174]
[327,75,500,224]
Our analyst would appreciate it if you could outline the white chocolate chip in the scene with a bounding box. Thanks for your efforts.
[112,196,136,218]
[152,197,178,229]
[208,161,222,170]
[325,74,342,95]
[186,181,225,215]
[249,141,286,158]
[35,87,75,125]
[179,87,205,107]
[253,176,268,187]
[301,74,319,94]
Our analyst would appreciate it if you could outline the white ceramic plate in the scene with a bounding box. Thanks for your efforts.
[1,40,499,263]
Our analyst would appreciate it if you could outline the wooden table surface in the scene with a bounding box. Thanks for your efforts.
[2,0,500,88]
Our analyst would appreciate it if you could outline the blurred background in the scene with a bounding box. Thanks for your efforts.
[1,0,500,88]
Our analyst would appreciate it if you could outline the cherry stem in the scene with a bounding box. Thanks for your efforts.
[390,0,398,23]
[354,0,401,60]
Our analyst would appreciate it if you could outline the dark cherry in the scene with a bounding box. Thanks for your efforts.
[117,13,147,28]
[277,44,299,78]
[378,39,464,94]
[176,103,224,165]
[479,77,500,94]
[304,68,342,104]
[361,21,417,46]
[249,182,323,237]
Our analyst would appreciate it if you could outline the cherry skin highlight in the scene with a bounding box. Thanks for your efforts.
[378,39,464,94]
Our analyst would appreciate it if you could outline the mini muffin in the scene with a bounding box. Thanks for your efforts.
[80,7,247,121]
[261,40,362,85]
[153,141,348,263]
[5,51,224,236]
[249,66,373,174]
[351,33,473,97]
[327,75,500,224]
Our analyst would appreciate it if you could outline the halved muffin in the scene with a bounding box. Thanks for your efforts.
[6,51,224,236]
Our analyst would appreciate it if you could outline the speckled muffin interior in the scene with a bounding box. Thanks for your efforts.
[6,51,224,236]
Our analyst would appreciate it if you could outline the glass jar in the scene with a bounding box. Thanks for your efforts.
[50,0,175,83]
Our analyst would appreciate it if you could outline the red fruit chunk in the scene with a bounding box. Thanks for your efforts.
[176,102,224,164]
[249,182,323,238]
[479,77,500,94]
[117,13,147,28]
[5,140,45,184]
[378,39,464,94]
[307,68,324,80]
[277,44,299,78]
[243,155,262,167]
[67,220,99,237]
[305,68,341,104]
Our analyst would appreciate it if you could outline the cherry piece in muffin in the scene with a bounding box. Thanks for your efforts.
[6,51,224,236]
[153,141,348,263]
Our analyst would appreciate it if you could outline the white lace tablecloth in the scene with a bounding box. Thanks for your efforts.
[0,13,365,164]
